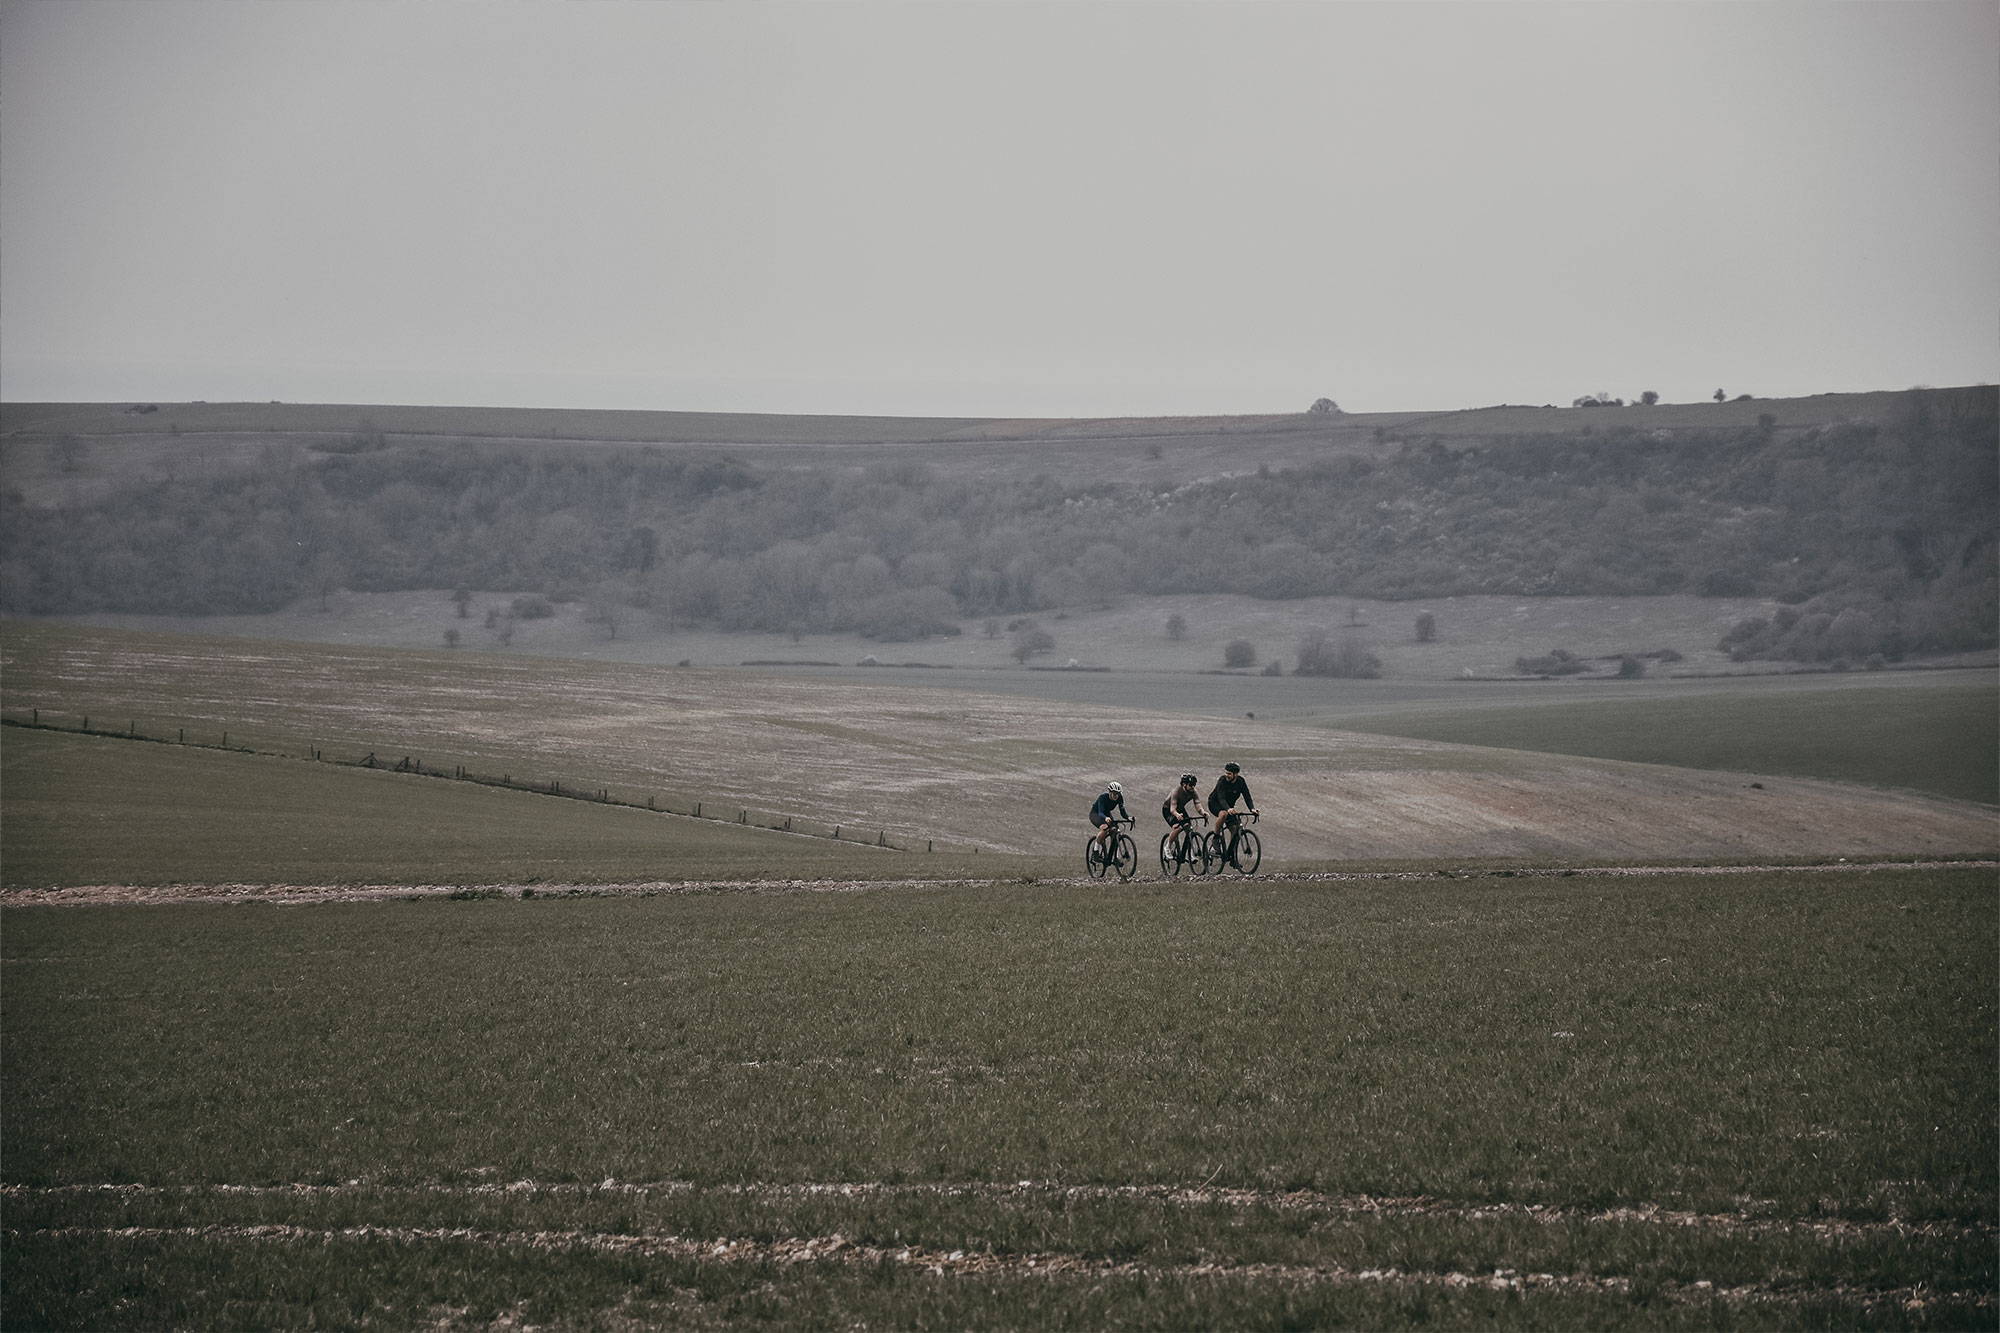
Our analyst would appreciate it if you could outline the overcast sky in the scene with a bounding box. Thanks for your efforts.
[2,1,1994,418]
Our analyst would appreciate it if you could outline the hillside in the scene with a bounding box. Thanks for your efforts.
[2,386,1992,672]
[4,624,1991,863]
[0,386,1937,445]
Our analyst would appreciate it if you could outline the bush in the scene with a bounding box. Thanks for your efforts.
[1515,648,1590,676]
[1295,629,1382,678]
[1165,613,1187,641]
[1223,639,1257,669]
[1414,611,1436,643]
[1010,627,1056,664]
[510,594,554,619]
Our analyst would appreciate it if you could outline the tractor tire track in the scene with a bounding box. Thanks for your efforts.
[7,1179,1987,1243]
[11,1222,1985,1316]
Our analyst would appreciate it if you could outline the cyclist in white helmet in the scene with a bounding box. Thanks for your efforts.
[1088,781,1128,860]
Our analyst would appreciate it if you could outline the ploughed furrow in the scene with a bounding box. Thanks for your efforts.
[10,1222,1986,1313]
[6,1180,1986,1244]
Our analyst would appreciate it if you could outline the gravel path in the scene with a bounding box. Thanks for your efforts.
[5,860,1990,906]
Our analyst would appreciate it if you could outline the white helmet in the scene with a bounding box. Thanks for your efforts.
[1107,781,1122,793]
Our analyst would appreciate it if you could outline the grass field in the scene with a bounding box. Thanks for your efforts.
[5,867,1993,1329]
[1337,683,2000,807]
[0,728,1021,888]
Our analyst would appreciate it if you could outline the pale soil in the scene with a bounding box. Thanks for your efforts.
[10,1178,1979,1240]
[7,626,1995,862]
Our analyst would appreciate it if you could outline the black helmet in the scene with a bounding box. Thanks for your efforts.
[1224,762,1241,774]
[1180,773,1197,785]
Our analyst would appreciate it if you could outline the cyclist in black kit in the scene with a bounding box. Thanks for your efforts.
[1206,762,1256,862]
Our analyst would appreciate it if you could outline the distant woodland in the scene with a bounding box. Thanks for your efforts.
[3,387,1993,666]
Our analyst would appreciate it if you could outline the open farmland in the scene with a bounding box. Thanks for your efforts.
[4,868,1993,1330]
[5,621,1995,866]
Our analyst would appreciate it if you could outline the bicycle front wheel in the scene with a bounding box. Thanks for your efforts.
[1233,828,1262,875]
[1114,833,1138,881]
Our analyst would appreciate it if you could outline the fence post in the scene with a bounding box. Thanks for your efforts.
[833,826,840,840]
[739,809,747,824]
[696,802,702,819]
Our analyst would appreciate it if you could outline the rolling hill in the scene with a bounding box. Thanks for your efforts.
[4,623,1991,867]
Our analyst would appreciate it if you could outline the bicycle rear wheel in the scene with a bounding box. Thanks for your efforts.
[1085,838,1108,879]
[1160,832,1183,879]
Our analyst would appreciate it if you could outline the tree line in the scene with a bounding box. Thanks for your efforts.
[3,388,1992,664]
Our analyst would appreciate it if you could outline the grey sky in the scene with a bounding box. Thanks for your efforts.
[2,1,1994,417]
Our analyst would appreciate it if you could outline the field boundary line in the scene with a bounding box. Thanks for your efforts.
[12,1223,1985,1312]
[8,1181,1988,1241]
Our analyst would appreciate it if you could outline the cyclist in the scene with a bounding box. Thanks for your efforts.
[1206,762,1257,862]
[1089,781,1129,861]
[1161,773,1204,857]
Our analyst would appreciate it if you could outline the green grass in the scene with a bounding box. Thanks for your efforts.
[4,869,1993,1328]
[0,728,1031,887]
[1337,683,2000,806]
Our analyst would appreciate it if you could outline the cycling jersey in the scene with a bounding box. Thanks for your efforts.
[1162,787,1202,824]
[1207,773,1254,815]
[1090,791,1127,826]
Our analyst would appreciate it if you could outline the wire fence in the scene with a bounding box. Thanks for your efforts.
[1,709,976,856]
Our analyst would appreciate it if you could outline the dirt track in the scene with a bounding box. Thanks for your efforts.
[5,860,1990,906]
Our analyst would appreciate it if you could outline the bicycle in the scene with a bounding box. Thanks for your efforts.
[1205,809,1261,875]
[1159,813,1211,878]
[1085,816,1138,881]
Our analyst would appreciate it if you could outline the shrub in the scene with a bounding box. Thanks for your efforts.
[1515,648,1590,676]
[510,594,554,620]
[1223,639,1257,669]
[1010,627,1056,664]
[1295,629,1382,678]
[1166,613,1187,641]
[1414,610,1436,643]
